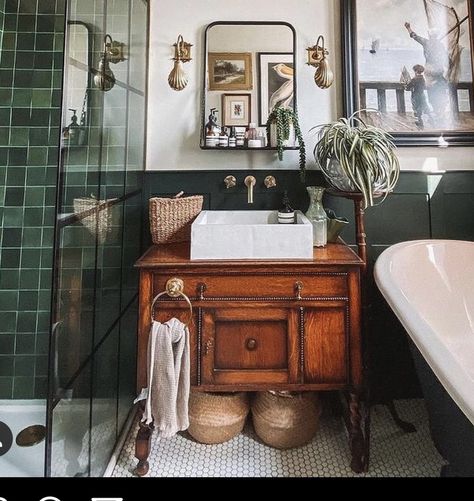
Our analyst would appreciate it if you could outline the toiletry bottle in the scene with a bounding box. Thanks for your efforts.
[236,130,245,147]
[205,108,220,136]
[305,186,328,247]
[228,127,236,147]
[278,191,296,224]
[247,122,257,140]
[219,127,229,147]
[67,109,80,145]
[258,128,267,147]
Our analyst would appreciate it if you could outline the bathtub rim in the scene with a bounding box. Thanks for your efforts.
[374,239,474,426]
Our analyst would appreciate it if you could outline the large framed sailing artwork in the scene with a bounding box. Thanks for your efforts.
[342,0,474,145]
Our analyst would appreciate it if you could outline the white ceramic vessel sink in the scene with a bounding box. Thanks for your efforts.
[191,210,313,260]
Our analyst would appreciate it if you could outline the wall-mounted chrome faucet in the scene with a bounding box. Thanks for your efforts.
[244,176,256,204]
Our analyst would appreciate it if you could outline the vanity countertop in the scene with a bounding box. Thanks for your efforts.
[135,241,364,269]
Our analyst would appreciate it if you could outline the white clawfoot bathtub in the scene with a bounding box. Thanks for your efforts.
[375,240,474,477]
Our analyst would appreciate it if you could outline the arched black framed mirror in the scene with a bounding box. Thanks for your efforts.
[201,21,297,150]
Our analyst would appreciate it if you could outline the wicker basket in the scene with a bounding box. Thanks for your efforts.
[188,391,250,445]
[251,392,321,449]
[149,194,203,244]
[73,196,114,245]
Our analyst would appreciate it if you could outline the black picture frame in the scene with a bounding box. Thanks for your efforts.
[257,52,295,127]
[341,0,474,146]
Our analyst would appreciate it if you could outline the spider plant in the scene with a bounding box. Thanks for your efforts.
[266,107,306,182]
[313,111,400,208]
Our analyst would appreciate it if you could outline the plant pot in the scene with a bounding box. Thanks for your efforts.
[322,159,385,193]
[269,122,296,148]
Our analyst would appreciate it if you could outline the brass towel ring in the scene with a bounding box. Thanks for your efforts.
[151,278,193,325]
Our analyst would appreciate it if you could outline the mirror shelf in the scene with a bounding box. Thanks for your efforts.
[200,146,300,151]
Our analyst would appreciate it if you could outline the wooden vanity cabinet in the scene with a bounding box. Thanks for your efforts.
[134,242,367,475]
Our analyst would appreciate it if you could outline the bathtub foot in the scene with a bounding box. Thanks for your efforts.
[387,400,417,433]
[349,392,369,474]
[134,403,153,477]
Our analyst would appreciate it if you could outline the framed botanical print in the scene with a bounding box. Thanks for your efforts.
[222,94,251,127]
[208,52,253,91]
[258,52,295,126]
[342,0,474,146]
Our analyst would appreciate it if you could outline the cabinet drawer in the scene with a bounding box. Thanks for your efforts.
[201,308,299,385]
[153,273,348,300]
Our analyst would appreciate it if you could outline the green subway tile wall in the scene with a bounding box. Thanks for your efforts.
[0,0,65,399]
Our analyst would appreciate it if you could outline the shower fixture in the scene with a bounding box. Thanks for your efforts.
[94,34,127,92]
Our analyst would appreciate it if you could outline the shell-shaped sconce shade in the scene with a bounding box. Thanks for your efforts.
[168,60,189,91]
[314,58,334,89]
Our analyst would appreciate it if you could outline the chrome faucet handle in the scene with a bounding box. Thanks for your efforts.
[264,176,277,189]
[224,175,237,189]
[244,176,257,204]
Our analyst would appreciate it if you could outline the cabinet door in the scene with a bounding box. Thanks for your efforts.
[303,306,348,384]
[201,308,299,385]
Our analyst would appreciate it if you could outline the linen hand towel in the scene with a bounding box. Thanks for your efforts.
[138,317,190,438]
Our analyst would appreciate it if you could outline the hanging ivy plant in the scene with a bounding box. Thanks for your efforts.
[266,107,306,182]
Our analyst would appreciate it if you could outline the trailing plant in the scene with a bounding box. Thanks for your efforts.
[313,110,400,209]
[266,107,306,182]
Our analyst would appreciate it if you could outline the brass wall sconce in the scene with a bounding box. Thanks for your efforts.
[94,34,127,92]
[306,35,334,90]
[168,35,193,91]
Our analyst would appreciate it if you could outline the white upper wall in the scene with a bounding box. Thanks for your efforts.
[147,0,473,172]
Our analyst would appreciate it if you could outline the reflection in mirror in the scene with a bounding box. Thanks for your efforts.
[63,21,91,146]
[202,22,296,149]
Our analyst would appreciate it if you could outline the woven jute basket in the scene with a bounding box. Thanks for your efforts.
[73,196,114,245]
[251,392,321,449]
[188,391,250,445]
[149,194,203,244]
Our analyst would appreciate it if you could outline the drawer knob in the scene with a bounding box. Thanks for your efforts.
[246,338,258,351]
[295,281,304,300]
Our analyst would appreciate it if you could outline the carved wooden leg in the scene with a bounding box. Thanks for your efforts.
[349,392,369,474]
[134,403,153,477]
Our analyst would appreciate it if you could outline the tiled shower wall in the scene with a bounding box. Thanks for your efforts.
[0,0,65,399]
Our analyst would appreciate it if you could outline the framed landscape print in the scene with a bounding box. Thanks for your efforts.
[258,52,295,126]
[342,0,474,145]
[208,53,253,91]
[222,94,251,127]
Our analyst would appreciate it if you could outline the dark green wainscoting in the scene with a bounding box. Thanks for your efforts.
[143,169,474,401]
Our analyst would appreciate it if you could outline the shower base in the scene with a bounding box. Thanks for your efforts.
[0,400,46,477]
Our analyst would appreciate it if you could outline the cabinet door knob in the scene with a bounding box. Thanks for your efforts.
[246,338,258,351]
